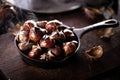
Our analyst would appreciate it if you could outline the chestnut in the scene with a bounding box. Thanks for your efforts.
[28,44,41,58]
[24,20,36,28]
[84,45,103,60]
[20,24,30,32]
[50,31,60,40]
[45,21,57,33]
[37,21,47,28]
[50,46,61,56]
[46,50,56,60]
[18,30,29,42]
[96,28,115,38]
[62,41,77,56]
[63,29,75,38]
[59,31,66,41]
[18,42,33,51]
[29,27,43,42]
[40,35,54,48]
[50,31,66,42]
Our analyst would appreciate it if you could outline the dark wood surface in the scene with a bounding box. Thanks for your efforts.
[0,8,120,80]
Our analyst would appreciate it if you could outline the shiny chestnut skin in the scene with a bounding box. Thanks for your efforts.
[18,42,33,51]
[50,31,60,41]
[45,22,57,33]
[21,20,36,31]
[24,20,36,28]
[20,24,30,32]
[63,40,78,56]
[50,46,61,56]
[50,31,66,43]
[18,30,29,43]
[40,35,54,48]
[63,29,75,39]
[37,21,47,28]
[28,45,41,58]
[29,27,43,42]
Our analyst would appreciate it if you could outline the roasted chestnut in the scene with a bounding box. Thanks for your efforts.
[17,30,29,43]
[29,27,43,42]
[18,42,33,51]
[44,20,62,32]
[37,21,47,28]
[50,31,66,42]
[20,24,30,32]
[24,20,36,28]
[40,35,54,48]
[49,46,62,56]
[62,40,78,56]
[28,44,41,58]
[63,29,75,37]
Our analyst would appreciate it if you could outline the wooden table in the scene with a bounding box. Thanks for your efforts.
[0,8,120,80]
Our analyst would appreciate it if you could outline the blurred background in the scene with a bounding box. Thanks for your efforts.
[0,0,120,80]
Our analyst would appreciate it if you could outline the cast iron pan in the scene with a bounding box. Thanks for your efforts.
[15,19,119,68]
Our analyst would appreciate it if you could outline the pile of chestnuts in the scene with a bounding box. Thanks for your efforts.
[16,20,78,61]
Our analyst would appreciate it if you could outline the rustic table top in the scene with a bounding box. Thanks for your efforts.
[0,8,120,80]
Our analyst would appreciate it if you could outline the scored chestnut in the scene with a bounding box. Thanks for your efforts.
[18,42,33,51]
[50,31,66,42]
[63,29,75,38]
[28,44,41,58]
[24,20,36,28]
[45,21,58,33]
[17,30,29,43]
[46,50,56,60]
[29,27,43,42]
[62,40,78,56]
[40,35,54,48]
[37,21,47,28]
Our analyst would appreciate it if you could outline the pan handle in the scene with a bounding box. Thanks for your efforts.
[73,19,119,38]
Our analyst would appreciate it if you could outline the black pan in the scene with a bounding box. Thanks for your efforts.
[15,19,119,68]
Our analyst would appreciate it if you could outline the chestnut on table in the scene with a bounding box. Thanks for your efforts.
[0,8,120,80]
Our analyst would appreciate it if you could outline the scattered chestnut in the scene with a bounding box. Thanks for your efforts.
[29,27,43,42]
[40,35,54,48]
[84,45,103,60]
[28,44,41,58]
[96,27,115,38]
